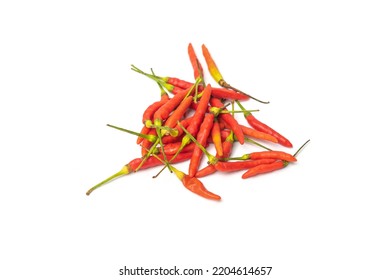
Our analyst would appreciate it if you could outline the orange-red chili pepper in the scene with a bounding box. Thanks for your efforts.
[188,113,215,177]
[241,161,285,179]
[229,150,297,162]
[164,77,193,89]
[210,87,250,101]
[239,125,278,143]
[236,100,293,148]
[201,44,224,84]
[185,84,212,136]
[215,159,277,173]
[188,43,204,82]
[210,98,245,144]
[170,165,221,200]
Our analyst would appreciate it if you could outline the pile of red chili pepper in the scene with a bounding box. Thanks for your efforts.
[86,43,309,200]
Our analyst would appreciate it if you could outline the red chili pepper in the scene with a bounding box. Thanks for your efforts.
[215,159,277,172]
[85,152,193,196]
[210,98,245,144]
[241,161,285,179]
[182,174,221,200]
[236,100,293,148]
[188,43,204,82]
[239,124,278,143]
[165,79,249,101]
[164,77,193,89]
[210,87,249,101]
[229,150,297,162]
[171,165,221,200]
[188,113,215,177]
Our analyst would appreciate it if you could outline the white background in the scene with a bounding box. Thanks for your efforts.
[1,1,389,279]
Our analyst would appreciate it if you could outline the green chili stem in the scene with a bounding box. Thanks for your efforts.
[86,165,129,196]
[283,139,311,167]
[244,137,272,151]
[107,124,157,142]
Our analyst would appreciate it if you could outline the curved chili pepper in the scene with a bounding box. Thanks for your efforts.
[236,100,292,147]
[182,175,221,200]
[170,165,221,200]
[188,113,215,177]
[241,161,285,179]
[142,99,169,128]
[188,43,204,83]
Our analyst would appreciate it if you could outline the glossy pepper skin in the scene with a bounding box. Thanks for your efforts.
[182,175,221,200]
[170,165,221,200]
[241,161,285,179]
[214,159,277,172]
[188,113,215,177]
